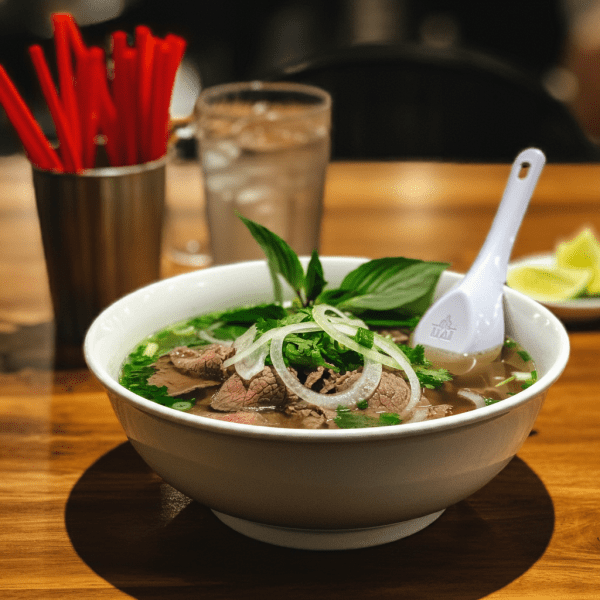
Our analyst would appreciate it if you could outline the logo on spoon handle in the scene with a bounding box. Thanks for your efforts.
[429,315,457,341]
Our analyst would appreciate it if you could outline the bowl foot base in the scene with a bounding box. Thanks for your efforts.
[212,509,445,550]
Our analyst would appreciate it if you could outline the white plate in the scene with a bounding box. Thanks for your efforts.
[508,253,600,322]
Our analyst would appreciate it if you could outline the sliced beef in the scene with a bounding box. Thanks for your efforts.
[211,366,292,412]
[169,344,235,380]
[426,404,453,419]
[334,368,412,415]
[148,354,221,396]
[368,371,412,413]
[203,411,269,426]
[304,366,346,394]
[304,366,326,390]
[284,399,336,429]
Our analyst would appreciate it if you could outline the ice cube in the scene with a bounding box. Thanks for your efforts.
[206,174,243,193]
[201,141,240,170]
[236,185,276,206]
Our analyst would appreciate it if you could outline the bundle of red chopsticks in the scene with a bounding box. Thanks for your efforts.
[0,13,186,173]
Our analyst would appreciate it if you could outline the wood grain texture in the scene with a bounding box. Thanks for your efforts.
[0,154,599,599]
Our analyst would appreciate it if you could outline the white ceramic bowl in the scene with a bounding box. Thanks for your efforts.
[84,258,570,551]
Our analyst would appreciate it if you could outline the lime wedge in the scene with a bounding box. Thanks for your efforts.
[507,264,592,302]
[556,228,600,294]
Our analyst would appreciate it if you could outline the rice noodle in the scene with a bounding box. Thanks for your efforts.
[269,323,382,409]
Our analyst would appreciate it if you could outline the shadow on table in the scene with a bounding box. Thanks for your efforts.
[66,441,554,600]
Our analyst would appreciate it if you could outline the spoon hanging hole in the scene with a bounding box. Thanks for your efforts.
[518,162,531,179]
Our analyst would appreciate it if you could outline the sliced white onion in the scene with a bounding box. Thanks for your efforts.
[513,371,533,381]
[313,305,394,366]
[315,305,368,328]
[270,323,382,409]
[220,304,422,419]
[223,321,321,369]
[371,334,422,418]
[313,304,421,418]
[232,324,256,354]
[231,325,266,380]
[457,389,487,409]
[404,407,429,423]
[172,325,196,336]
[198,330,234,346]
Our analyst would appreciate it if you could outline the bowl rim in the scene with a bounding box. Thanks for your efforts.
[84,257,570,443]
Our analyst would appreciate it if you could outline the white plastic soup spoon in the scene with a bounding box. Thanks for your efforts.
[412,147,546,375]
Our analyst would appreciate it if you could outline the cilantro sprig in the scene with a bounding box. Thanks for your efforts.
[334,406,402,429]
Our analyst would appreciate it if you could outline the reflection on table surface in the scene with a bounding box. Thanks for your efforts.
[1,153,599,598]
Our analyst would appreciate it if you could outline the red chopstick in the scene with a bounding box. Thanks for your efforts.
[78,48,104,168]
[2,14,187,170]
[0,65,63,171]
[52,13,81,159]
[97,58,119,167]
[148,35,186,162]
[135,25,155,161]
[28,44,82,172]
[112,36,139,165]
[147,40,169,161]
[110,30,129,165]
[165,34,187,73]
[123,47,139,165]
[60,13,87,63]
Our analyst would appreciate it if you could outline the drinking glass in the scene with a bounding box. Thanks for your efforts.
[195,81,331,264]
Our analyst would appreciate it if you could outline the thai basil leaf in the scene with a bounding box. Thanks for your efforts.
[305,249,327,303]
[331,257,449,316]
[238,213,305,303]
[218,303,287,323]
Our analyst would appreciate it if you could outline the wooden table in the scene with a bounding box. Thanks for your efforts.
[1,153,599,598]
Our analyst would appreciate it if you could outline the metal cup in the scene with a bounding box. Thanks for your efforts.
[33,157,166,368]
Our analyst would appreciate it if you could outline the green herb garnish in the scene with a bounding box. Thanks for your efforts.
[238,214,449,322]
[521,370,538,389]
[319,256,450,317]
[119,345,176,407]
[517,350,533,362]
[484,397,501,406]
[237,213,323,306]
[399,343,452,389]
[334,406,402,429]
[354,327,374,349]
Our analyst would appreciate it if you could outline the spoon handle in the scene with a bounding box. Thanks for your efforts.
[464,148,546,289]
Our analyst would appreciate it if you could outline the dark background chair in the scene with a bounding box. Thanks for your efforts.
[1,1,596,163]
[271,43,600,163]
